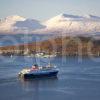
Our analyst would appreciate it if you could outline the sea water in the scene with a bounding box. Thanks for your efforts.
[0,56,100,100]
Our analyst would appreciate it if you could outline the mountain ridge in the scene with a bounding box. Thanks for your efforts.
[0,14,100,35]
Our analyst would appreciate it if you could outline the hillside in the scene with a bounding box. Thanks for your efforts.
[0,36,100,56]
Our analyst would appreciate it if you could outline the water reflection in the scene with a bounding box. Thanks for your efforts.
[19,77,58,91]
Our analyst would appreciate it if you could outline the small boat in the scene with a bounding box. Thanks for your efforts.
[10,55,13,58]
[35,53,56,58]
[18,64,59,79]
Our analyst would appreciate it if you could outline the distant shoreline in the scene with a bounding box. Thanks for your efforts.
[0,36,100,57]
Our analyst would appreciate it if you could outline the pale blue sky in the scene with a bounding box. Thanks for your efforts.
[0,0,100,20]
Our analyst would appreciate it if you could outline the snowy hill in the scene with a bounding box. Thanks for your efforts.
[0,15,45,33]
[0,15,25,33]
[43,14,100,35]
[0,14,100,35]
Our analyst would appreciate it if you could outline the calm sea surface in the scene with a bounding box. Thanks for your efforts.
[0,56,100,100]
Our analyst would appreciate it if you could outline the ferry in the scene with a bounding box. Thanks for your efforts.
[18,64,59,79]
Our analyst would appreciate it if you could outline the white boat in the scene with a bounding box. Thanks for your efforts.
[35,53,56,58]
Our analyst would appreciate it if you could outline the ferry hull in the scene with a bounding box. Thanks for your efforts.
[22,71,58,79]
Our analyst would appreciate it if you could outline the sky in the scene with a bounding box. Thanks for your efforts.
[0,0,100,21]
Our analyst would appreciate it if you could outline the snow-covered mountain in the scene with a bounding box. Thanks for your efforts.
[43,14,100,35]
[0,14,100,35]
[0,15,45,33]
[0,15,25,33]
